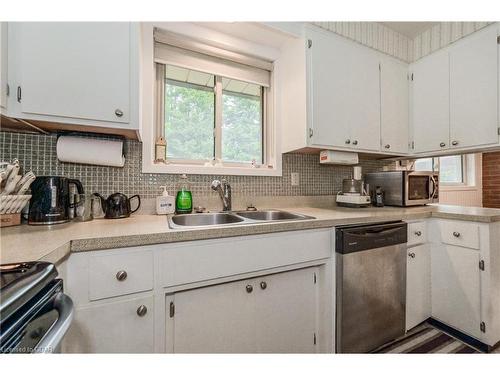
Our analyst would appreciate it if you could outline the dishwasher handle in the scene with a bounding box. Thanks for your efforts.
[35,293,74,353]
[349,226,404,237]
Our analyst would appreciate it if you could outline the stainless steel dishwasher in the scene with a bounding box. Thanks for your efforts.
[335,221,407,353]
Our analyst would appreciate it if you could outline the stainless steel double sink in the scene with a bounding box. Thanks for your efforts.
[168,210,315,228]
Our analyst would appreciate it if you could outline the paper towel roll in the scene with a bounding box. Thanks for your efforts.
[57,136,125,167]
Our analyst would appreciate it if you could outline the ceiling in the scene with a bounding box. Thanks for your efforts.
[380,22,439,39]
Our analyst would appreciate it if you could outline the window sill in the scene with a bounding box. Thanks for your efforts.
[440,185,479,192]
[142,162,282,176]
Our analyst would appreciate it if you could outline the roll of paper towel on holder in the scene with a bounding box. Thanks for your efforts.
[56,136,125,167]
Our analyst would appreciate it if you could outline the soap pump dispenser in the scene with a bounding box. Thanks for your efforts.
[156,185,175,215]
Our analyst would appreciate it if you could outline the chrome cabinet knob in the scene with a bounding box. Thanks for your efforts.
[245,285,253,293]
[384,144,391,149]
[116,270,128,281]
[115,109,124,117]
[260,281,267,290]
[345,139,351,145]
[453,231,461,238]
[452,140,459,146]
[408,253,415,258]
[352,140,358,145]
[136,305,147,317]
[440,142,446,147]
[414,231,422,237]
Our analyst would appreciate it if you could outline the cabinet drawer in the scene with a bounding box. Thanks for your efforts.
[89,250,153,301]
[407,221,427,247]
[438,221,480,249]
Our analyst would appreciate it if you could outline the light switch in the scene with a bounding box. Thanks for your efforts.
[291,172,300,186]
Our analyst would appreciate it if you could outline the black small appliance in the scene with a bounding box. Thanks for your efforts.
[28,176,84,225]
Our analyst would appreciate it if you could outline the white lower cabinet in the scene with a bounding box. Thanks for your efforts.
[63,295,154,353]
[406,244,431,331]
[431,244,482,338]
[171,267,319,353]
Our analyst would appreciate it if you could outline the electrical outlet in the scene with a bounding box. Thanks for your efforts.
[291,173,300,186]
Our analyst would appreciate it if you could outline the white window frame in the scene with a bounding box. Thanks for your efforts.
[140,23,282,177]
[414,154,478,190]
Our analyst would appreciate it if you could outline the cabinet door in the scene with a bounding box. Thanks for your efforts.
[173,278,256,353]
[307,28,380,151]
[63,295,154,353]
[411,49,450,153]
[449,25,498,149]
[172,267,319,353]
[406,245,431,331]
[16,22,130,124]
[381,57,409,154]
[0,22,7,111]
[431,244,482,338]
[255,267,318,353]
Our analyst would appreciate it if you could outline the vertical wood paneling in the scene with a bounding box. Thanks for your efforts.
[313,22,494,63]
[313,21,413,62]
[413,22,493,61]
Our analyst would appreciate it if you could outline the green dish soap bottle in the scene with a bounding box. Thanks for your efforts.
[175,174,193,214]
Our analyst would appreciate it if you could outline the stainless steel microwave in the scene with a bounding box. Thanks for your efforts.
[364,171,439,206]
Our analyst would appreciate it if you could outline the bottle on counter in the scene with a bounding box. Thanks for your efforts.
[156,185,175,215]
[175,174,193,214]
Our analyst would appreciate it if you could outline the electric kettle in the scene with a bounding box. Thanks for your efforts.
[93,192,141,219]
[28,176,84,225]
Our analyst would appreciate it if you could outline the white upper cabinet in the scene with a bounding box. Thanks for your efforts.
[0,22,7,112]
[411,49,450,153]
[411,23,499,154]
[306,26,381,153]
[7,22,139,130]
[380,56,409,154]
[449,25,499,149]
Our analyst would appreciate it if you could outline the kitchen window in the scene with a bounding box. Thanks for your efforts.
[151,28,276,175]
[414,154,476,187]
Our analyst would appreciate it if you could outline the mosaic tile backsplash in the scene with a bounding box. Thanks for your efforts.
[0,131,394,199]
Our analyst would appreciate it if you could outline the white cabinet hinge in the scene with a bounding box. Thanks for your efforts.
[479,260,485,271]
[169,301,175,318]
[480,321,486,333]
[307,39,313,49]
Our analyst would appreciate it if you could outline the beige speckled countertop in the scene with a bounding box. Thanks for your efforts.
[2,204,500,265]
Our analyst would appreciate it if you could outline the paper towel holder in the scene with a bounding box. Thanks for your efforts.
[56,131,126,157]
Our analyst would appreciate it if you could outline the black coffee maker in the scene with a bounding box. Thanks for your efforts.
[28,176,84,225]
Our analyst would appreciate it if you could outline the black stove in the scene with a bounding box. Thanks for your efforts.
[0,262,73,353]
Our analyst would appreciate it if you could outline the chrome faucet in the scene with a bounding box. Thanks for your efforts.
[211,179,232,211]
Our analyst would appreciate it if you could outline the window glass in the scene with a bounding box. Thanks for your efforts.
[414,158,433,171]
[222,78,263,164]
[165,65,215,160]
[439,155,464,183]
